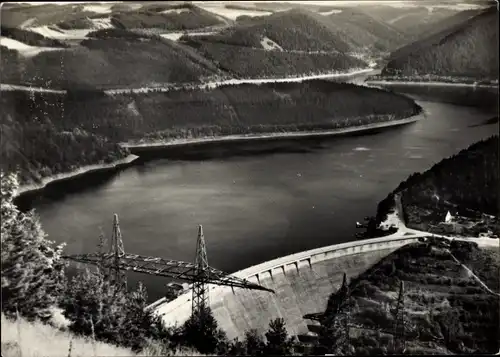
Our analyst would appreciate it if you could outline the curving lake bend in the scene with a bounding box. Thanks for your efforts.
[20,85,498,302]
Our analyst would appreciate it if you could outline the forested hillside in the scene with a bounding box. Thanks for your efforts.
[382,8,498,80]
[319,8,407,53]
[318,241,499,354]
[183,39,366,79]
[1,81,421,185]
[1,2,226,31]
[108,3,227,31]
[388,8,484,60]
[183,9,352,52]
[376,135,499,231]
[2,31,226,89]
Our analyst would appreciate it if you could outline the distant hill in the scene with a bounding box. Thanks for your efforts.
[1,81,421,184]
[184,9,352,52]
[1,3,227,32]
[361,4,466,39]
[178,9,370,78]
[381,8,498,80]
[3,32,226,90]
[388,8,486,60]
[108,3,228,31]
[318,8,408,53]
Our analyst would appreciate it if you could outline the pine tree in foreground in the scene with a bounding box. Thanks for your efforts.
[264,318,295,355]
[1,171,66,321]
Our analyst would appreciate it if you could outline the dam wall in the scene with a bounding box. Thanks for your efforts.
[151,235,419,340]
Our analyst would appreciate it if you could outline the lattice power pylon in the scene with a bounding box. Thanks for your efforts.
[192,225,209,317]
[63,216,274,318]
[391,280,406,354]
[107,213,127,290]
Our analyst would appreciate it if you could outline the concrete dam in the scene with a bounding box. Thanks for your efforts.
[150,235,419,340]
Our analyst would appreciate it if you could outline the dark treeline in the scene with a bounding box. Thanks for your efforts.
[322,241,499,354]
[376,136,498,230]
[1,82,420,184]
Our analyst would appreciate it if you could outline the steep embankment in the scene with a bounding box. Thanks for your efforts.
[2,30,227,90]
[380,8,498,82]
[1,80,421,185]
[180,9,369,78]
[333,240,499,354]
[376,135,499,235]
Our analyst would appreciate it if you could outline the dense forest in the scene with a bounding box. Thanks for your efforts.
[376,136,498,232]
[3,32,225,89]
[183,9,352,52]
[382,8,498,81]
[316,8,408,53]
[318,241,499,354]
[183,39,366,79]
[388,9,484,61]
[1,81,421,185]
[108,4,226,31]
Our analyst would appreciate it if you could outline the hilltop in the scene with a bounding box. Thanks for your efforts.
[329,240,499,354]
[1,81,421,185]
[380,8,498,81]
[376,135,499,237]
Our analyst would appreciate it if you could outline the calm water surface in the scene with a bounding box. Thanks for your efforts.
[28,90,498,301]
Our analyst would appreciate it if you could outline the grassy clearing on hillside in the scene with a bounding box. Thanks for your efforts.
[1,313,136,357]
[0,313,206,357]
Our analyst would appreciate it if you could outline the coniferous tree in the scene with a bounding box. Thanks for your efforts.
[121,282,171,352]
[61,267,127,344]
[181,305,229,354]
[1,171,66,321]
[264,318,295,355]
[244,328,266,355]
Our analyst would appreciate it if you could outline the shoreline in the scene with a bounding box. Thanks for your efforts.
[365,80,499,89]
[0,68,375,94]
[15,114,422,199]
[16,154,139,197]
[122,114,423,150]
